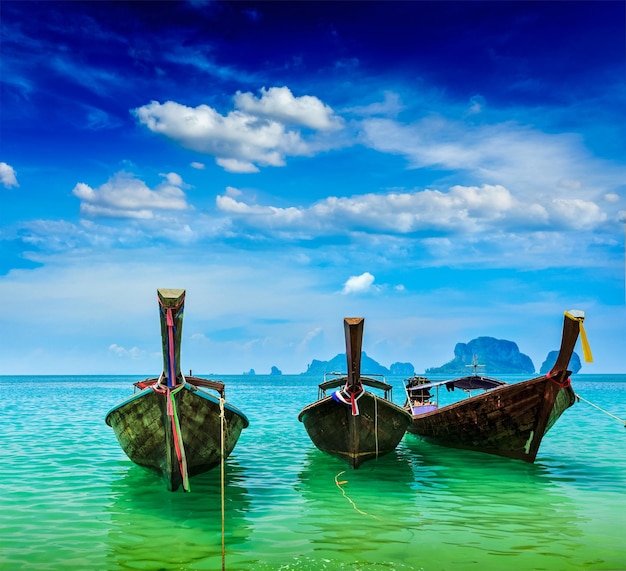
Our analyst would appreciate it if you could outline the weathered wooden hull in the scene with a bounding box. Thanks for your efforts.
[407,375,576,463]
[407,309,588,463]
[106,383,248,491]
[298,391,412,468]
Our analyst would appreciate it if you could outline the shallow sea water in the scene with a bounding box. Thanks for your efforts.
[1,374,625,571]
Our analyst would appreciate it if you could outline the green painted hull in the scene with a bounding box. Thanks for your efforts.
[299,390,411,468]
[105,288,248,491]
[106,383,248,491]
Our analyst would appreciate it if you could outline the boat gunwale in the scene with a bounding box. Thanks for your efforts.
[105,382,249,427]
[408,372,573,421]
[297,390,412,423]
[318,373,393,392]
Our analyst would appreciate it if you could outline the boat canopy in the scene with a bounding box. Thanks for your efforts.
[318,373,394,400]
[406,375,507,394]
[319,374,393,392]
[134,375,226,397]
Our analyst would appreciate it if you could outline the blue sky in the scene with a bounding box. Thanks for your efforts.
[1,1,624,375]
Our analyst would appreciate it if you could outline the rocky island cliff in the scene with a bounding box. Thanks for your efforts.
[302,352,414,377]
[300,339,582,376]
[426,336,535,375]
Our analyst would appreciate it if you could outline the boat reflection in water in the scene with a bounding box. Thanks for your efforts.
[105,459,251,570]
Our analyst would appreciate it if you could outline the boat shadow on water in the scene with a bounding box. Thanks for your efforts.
[104,459,252,570]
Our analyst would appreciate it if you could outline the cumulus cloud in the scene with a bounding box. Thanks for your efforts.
[342,272,376,294]
[216,194,303,224]
[190,161,205,169]
[134,86,343,172]
[215,183,607,236]
[234,86,343,130]
[0,162,19,188]
[73,171,190,219]
[550,198,607,230]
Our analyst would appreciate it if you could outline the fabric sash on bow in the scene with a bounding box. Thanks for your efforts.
[152,379,190,492]
[332,383,365,416]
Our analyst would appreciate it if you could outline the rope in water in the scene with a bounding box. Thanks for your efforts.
[220,397,226,571]
[575,393,626,427]
[334,471,381,520]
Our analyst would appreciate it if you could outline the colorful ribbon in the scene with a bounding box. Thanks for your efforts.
[333,383,365,416]
[152,382,190,492]
[565,310,593,363]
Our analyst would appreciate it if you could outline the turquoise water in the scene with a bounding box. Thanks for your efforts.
[1,374,625,571]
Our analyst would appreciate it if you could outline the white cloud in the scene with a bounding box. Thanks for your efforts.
[215,183,607,236]
[216,195,304,224]
[234,86,343,130]
[0,162,19,188]
[345,91,405,118]
[134,87,343,172]
[72,171,191,219]
[225,186,242,197]
[342,272,375,294]
[216,157,260,173]
[466,95,485,115]
[358,116,625,206]
[550,198,607,230]
[190,161,205,169]
[160,172,183,186]
[109,343,143,359]
[297,326,323,352]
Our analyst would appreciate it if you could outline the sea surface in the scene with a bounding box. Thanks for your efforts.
[1,374,625,571]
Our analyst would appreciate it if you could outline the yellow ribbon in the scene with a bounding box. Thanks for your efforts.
[565,311,593,363]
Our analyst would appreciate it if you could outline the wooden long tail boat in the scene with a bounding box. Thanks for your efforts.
[405,309,592,463]
[105,288,249,492]
[298,317,412,468]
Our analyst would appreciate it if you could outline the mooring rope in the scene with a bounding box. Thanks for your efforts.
[374,394,379,460]
[220,397,226,571]
[575,393,626,427]
[334,471,381,520]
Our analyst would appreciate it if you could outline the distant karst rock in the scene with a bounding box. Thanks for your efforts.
[243,368,256,376]
[539,351,581,375]
[426,336,535,375]
[302,352,407,376]
[270,366,282,375]
[389,362,415,376]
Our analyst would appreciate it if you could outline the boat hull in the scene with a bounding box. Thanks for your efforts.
[299,391,412,468]
[407,375,576,463]
[106,384,248,490]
